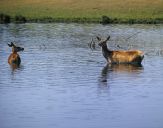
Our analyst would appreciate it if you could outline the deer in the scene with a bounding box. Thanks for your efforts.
[8,42,24,66]
[96,36,144,65]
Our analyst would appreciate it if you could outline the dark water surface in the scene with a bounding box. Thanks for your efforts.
[0,23,163,128]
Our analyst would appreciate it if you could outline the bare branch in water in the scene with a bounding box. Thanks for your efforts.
[88,37,96,50]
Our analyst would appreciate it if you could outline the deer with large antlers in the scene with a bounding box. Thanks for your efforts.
[96,36,144,64]
[8,42,24,66]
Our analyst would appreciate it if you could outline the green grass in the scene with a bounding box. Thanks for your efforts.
[0,0,163,23]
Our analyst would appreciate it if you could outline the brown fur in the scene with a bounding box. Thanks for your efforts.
[8,42,24,66]
[8,52,21,65]
[108,50,144,64]
[97,36,144,64]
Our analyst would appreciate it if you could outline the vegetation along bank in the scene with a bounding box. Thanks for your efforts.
[0,0,163,24]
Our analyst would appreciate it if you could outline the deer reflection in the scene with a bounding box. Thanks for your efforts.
[99,64,143,85]
[10,63,20,71]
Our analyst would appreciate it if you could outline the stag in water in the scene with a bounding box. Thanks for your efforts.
[96,36,144,64]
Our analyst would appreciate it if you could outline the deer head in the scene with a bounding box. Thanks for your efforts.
[96,36,110,47]
[8,42,24,53]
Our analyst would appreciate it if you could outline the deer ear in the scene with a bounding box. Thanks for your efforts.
[96,36,101,41]
[8,42,12,47]
[106,36,110,41]
[11,42,15,46]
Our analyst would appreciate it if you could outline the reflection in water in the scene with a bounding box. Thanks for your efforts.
[10,64,24,76]
[0,23,163,128]
[10,63,20,71]
[99,64,143,85]
[108,63,143,72]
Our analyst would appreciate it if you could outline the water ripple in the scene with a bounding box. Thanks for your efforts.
[0,23,163,128]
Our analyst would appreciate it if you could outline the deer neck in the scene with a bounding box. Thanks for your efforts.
[101,44,112,60]
[12,51,18,55]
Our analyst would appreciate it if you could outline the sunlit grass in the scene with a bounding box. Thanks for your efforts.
[0,0,162,23]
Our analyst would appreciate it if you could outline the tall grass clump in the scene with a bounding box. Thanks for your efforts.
[0,0,162,24]
[0,13,10,23]
[14,15,26,23]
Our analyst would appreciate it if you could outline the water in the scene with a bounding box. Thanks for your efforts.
[0,23,163,128]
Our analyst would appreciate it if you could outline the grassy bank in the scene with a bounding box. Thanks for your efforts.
[0,0,163,24]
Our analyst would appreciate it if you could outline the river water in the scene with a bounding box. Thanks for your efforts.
[0,23,163,128]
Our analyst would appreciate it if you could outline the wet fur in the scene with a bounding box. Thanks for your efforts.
[98,36,144,64]
[107,50,144,64]
[8,42,23,66]
[8,53,21,65]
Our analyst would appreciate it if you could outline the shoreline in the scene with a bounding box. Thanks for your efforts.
[1,0,162,24]
[0,14,163,24]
